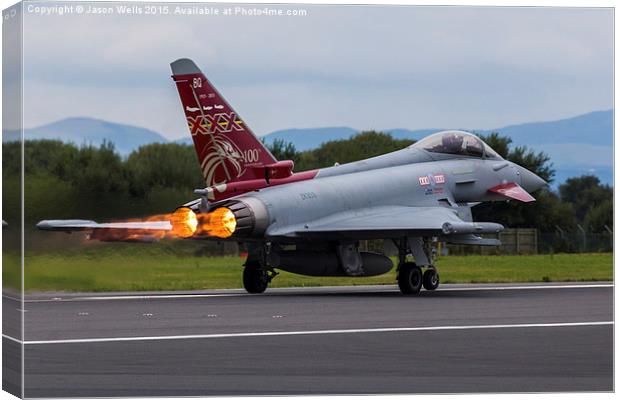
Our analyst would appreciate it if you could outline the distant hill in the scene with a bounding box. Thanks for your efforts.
[259,110,613,187]
[487,110,612,146]
[386,129,441,142]
[3,117,168,156]
[261,128,441,151]
[261,110,613,149]
[2,110,612,186]
[263,127,358,151]
[173,137,193,146]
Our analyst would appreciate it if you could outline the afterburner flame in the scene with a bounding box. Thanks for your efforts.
[169,207,198,238]
[86,206,236,242]
[197,207,237,238]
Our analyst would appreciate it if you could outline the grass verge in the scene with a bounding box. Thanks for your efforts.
[3,247,612,292]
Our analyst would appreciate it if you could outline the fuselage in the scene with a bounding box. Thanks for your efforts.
[224,156,514,238]
[201,135,545,244]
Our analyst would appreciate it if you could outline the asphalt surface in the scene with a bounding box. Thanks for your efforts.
[2,283,613,397]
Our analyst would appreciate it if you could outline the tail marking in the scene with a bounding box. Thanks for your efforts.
[171,58,318,192]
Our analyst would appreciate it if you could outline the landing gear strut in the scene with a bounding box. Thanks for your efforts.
[395,237,439,295]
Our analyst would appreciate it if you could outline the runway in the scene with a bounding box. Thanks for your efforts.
[3,282,613,396]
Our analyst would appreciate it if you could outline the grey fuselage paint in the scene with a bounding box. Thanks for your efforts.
[226,155,520,240]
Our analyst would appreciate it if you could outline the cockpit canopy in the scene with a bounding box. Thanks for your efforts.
[411,130,502,160]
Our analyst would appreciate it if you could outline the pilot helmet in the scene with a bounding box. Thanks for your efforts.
[441,133,464,152]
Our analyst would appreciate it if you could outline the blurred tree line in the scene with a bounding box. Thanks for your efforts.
[3,140,203,223]
[472,133,612,233]
[2,131,612,234]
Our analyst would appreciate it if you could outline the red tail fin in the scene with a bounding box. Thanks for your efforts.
[171,58,277,187]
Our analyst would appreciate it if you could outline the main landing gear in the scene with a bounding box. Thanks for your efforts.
[397,264,439,294]
[242,261,269,294]
[422,267,440,291]
[243,260,279,294]
[242,245,278,294]
[395,237,440,295]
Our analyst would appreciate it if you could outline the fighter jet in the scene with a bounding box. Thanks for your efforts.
[37,58,547,295]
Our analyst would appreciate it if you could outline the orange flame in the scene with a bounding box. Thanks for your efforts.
[169,207,198,238]
[88,207,236,242]
[167,207,237,239]
[195,207,237,238]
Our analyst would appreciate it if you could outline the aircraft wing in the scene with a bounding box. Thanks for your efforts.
[268,206,503,239]
[36,220,172,242]
[36,220,172,231]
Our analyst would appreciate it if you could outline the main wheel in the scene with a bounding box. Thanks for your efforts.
[422,268,440,291]
[243,265,268,294]
[398,262,423,295]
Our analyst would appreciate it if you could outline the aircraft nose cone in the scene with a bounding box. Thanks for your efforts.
[516,165,547,193]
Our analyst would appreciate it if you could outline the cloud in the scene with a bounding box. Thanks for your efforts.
[20,4,613,138]
[23,79,186,136]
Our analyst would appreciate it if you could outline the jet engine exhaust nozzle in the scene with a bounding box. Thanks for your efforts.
[170,206,238,239]
[197,207,237,238]
[215,197,270,238]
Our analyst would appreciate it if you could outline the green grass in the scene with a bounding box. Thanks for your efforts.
[3,245,612,292]
[435,253,612,284]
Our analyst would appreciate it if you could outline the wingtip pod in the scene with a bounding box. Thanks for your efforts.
[170,58,202,76]
[36,219,97,231]
[442,221,504,235]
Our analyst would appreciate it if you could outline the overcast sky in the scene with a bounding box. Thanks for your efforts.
[19,3,613,140]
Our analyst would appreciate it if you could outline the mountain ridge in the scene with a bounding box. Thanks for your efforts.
[3,110,613,186]
[4,117,169,156]
[260,109,612,150]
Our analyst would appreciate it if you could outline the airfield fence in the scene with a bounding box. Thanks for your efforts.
[445,228,538,255]
[208,228,613,257]
[437,229,613,255]
[358,228,613,256]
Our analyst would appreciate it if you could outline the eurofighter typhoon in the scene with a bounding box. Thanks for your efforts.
[37,58,547,295]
